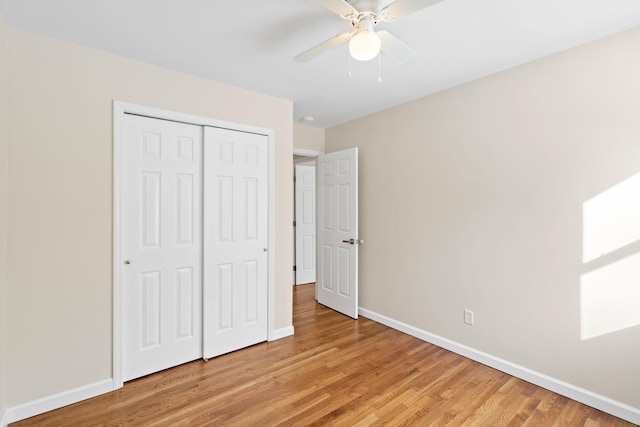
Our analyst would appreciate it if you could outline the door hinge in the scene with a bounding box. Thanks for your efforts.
[293,265,297,272]
[293,176,297,183]
[293,220,297,227]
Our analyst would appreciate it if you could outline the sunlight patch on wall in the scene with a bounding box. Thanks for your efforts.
[581,173,640,340]
[581,252,640,340]
[583,173,640,263]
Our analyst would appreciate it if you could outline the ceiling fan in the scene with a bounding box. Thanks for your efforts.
[295,0,443,64]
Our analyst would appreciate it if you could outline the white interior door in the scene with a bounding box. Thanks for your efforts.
[203,126,269,359]
[121,114,202,381]
[317,148,359,318]
[295,164,316,285]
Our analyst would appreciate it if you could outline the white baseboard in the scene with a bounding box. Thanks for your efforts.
[3,378,114,426]
[359,307,640,425]
[3,325,295,427]
[6,312,638,426]
[271,325,294,341]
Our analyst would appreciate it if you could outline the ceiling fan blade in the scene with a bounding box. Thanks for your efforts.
[317,0,358,17]
[381,0,443,19]
[377,30,416,64]
[294,32,352,62]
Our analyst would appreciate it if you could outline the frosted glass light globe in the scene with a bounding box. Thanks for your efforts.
[349,31,381,61]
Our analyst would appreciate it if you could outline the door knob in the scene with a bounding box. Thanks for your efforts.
[124,260,131,265]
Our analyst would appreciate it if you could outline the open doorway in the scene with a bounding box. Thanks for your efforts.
[292,149,321,287]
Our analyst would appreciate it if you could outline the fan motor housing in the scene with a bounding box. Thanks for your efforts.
[346,0,383,14]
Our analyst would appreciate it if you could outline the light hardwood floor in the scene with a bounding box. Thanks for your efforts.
[12,283,636,426]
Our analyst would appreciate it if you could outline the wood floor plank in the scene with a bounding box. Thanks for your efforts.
[11,284,637,426]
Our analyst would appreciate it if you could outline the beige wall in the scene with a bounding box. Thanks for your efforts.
[326,27,640,409]
[0,9,9,421]
[293,123,324,152]
[6,28,293,406]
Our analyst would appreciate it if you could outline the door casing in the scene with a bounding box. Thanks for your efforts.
[113,101,276,389]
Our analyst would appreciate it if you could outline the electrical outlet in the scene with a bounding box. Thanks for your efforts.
[464,309,474,326]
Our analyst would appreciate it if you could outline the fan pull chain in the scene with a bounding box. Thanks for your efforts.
[378,53,382,83]
[348,52,352,78]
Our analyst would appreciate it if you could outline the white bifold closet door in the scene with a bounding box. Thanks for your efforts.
[121,114,203,381]
[121,114,269,380]
[203,127,269,359]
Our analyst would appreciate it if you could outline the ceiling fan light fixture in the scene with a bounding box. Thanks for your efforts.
[349,30,381,61]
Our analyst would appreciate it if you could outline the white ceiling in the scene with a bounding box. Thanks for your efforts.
[1,0,639,128]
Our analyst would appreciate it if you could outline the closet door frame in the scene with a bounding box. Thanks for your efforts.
[112,101,276,389]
